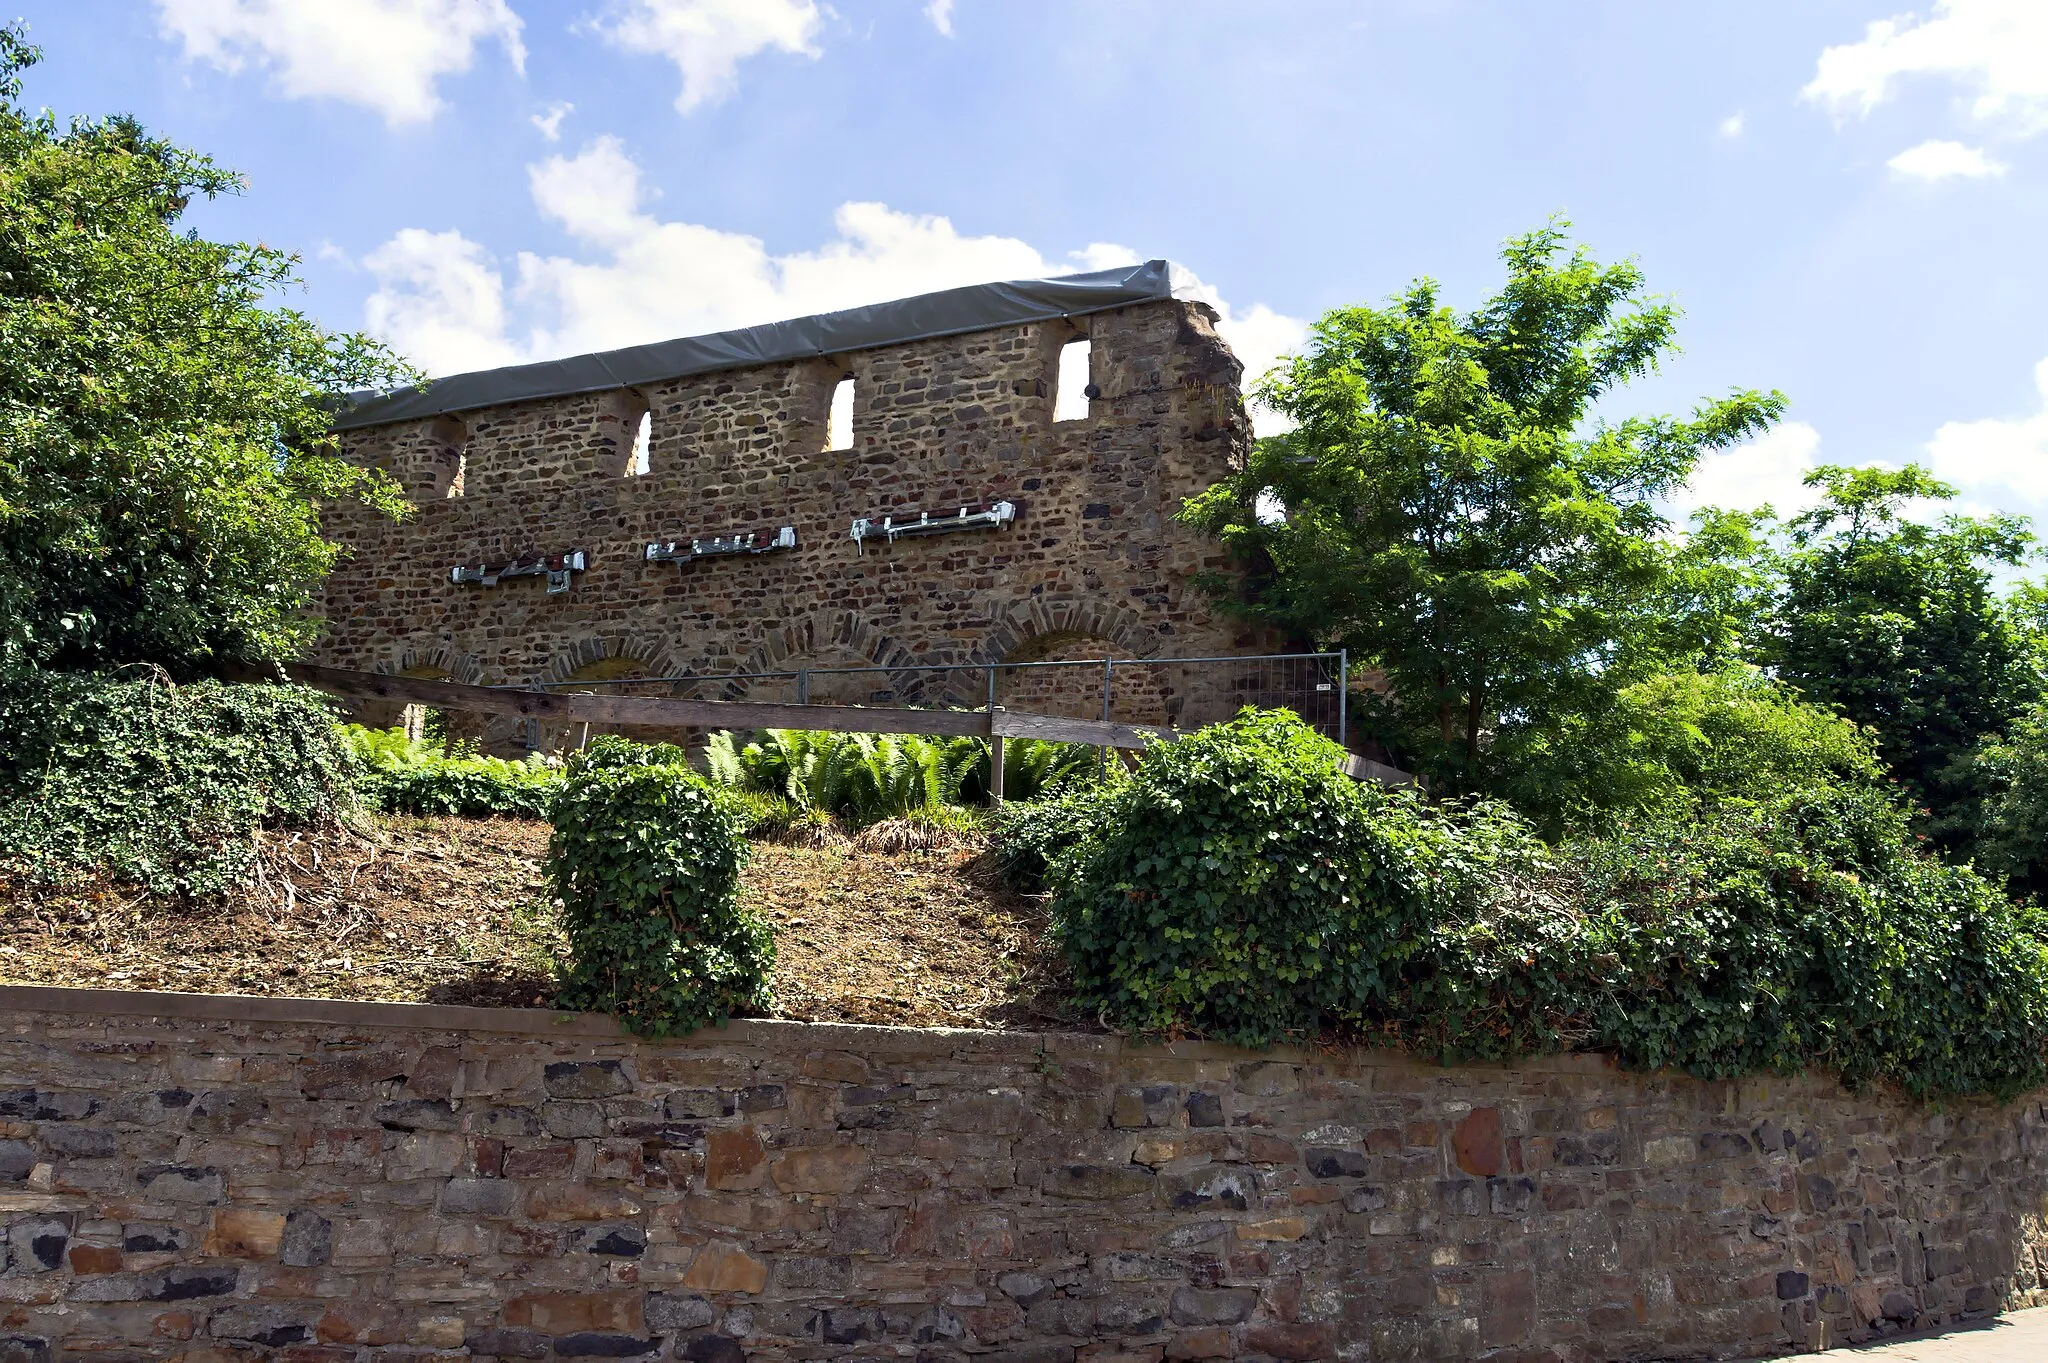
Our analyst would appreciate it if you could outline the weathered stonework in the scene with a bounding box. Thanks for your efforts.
[320,299,1267,736]
[2,987,2045,1362]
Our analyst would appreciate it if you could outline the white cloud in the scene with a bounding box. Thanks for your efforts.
[1927,358,2048,510]
[154,0,524,127]
[1668,421,1825,522]
[531,100,574,141]
[1804,0,2048,135]
[1886,137,2006,177]
[591,0,821,114]
[363,228,521,375]
[925,0,956,37]
[1719,111,1745,138]
[361,137,1305,432]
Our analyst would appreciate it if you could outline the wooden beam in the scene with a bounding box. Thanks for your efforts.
[277,662,993,738]
[989,710,1173,750]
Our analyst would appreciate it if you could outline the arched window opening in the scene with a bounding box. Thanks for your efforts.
[1053,338,1094,422]
[826,376,855,451]
[426,415,468,498]
[630,410,652,476]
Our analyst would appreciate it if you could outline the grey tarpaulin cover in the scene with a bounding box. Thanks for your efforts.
[331,258,1183,432]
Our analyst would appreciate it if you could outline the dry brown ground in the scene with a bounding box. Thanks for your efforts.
[0,815,1072,1030]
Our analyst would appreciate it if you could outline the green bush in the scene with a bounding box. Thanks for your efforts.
[1392,788,2048,1099]
[545,737,773,1036]
[0,670,355,896]
[704,728,977,825]
[1051,709,1437,1046]
[993,783,1116,890]
[1051,708,2048,1097]
[340,725,561,818]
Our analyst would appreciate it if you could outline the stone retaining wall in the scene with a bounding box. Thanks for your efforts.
[1,987,2045,1363]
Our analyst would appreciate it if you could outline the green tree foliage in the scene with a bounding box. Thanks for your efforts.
[0,670,355,896]
[1492,663,1887,837]
[1181,223,1784,789]
[1971,701,2048,898]
[546,738,772,1036]
[1750,464,2035,853]
[0,27,411,674]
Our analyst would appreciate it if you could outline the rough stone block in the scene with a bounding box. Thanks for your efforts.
[202,1208,286,1259]
[769,1144,868,1194]
[681,1243,768,1294]
[1167,1288,1256,1326]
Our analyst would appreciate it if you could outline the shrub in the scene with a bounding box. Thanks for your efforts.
[1053,708,2048,1097]
[545,737,773,1036]
[704,728,1101,824]
[0,669,355,896]
[1389,788,2048,1099]
[340,725,561,818]
[1051,709,1438,1046]
[993,784,1116,890]
[704,728,983,826]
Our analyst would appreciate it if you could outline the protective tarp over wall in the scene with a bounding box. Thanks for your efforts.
[331,259,1179,432]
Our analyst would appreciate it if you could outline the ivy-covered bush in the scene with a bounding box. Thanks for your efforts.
[993,784,1117,890]
[341,725,561,818]
[1051,709,1437,1046]
[545,737,774,1036]
[1392,788,2048,1099]
[0,670,355,896]
[1055,707,2048,1097]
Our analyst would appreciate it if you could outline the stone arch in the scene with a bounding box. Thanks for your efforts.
[721,611,928,707]
[996,631,1174,728]
[973,597,1178,725]
[527,635,686,751]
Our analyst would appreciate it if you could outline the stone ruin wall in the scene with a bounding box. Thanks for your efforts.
[1,988,2045,1363]
[318,299,1278,744]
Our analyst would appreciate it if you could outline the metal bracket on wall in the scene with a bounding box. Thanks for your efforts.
[645,525,798,569]
[850,500,1017,555]
[450,549,588,594]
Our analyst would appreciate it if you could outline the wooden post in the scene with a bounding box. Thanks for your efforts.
[989,734,1006,808]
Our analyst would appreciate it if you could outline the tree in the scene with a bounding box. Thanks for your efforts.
[1751,463,2036,854]
[0,26,412,676]
[1180,223,1785,788]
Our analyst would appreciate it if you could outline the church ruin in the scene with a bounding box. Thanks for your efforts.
[318,261,1281,741]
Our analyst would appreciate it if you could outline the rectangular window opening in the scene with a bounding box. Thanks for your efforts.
[827,376,855,451]
[630,410,652,476]
[1054,338,1093,422]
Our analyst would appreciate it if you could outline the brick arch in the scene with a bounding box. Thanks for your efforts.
[992,630,1174,727]
[977,597,1163,670]
[382,644,486,685]
[720,611,935,704]
[534,635,680,688]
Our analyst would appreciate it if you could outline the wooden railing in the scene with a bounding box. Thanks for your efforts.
[253,662,1415,790]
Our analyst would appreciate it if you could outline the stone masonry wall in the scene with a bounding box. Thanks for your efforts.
[319,300,1270,737]
[3,988,2046,1363]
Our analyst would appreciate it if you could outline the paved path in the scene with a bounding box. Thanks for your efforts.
[1794,1306,2048,1360]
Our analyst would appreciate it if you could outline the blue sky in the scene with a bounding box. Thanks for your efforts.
[12,1,2048,525]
